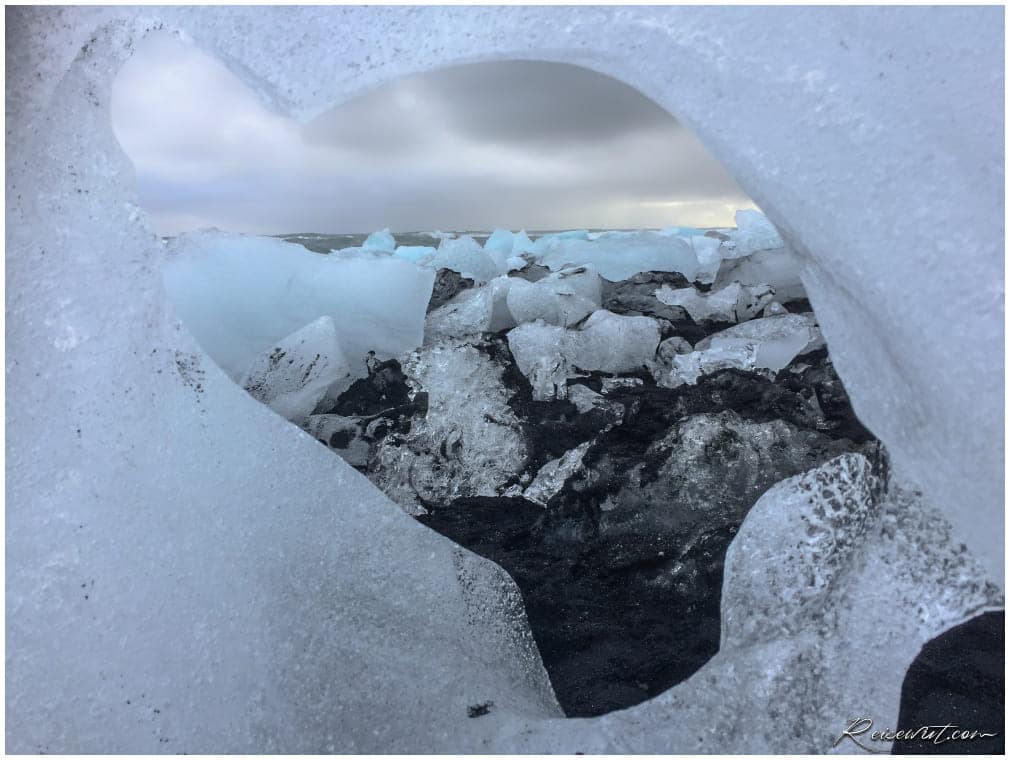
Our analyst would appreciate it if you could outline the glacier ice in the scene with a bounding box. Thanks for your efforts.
[241,315,352,425]
[6,4,1003,754]
[163,230,434,380]
[363,227,396,252]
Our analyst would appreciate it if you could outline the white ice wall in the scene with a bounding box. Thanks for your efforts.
[6,5,1003,753]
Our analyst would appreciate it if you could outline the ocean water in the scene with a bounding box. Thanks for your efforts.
[276,228,709,254]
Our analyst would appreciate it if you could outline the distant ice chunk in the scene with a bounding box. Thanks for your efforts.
[505,265,602,328]
[508,310,661,383]
[506,255,528,272]
[164,230,434,381]
[430,235,499,282]
[690,235,724,284]
[721,209,784,259]
[763,301,789,316]
[511,229,535,254]
[656,281,775,323]
[363,228,396,252]
[394,245,436,263]
[241,316,352,425]
[535,231,708,282]
[716,247,807,302]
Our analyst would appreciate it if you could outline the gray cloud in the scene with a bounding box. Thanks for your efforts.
[112,31,756,235]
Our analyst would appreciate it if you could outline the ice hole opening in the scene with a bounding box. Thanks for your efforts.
[114,31,888,718]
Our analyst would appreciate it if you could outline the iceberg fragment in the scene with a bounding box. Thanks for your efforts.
[240,316,352,425]
[536,231,707,282]
[720,209,784,259]
[363,228,396,252]
[164,230,433,380]
[508,310,661,382]
[505,265,602,328]
[655,313,821,387]
[394,245,436,263]
[523,441,592,506]
[656,281,775,323]
[430,235,499,282]
[369,339,529,512]
[425,276,516,342]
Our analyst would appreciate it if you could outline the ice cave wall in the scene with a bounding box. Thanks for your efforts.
[5,5,1003,753]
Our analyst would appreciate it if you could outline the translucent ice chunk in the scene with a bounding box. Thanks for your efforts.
[505,265,602,327]
[163,230,434,381]
[430,235,499,282]
[508,310,661,381]
[363,228,396,252]
[241,316,352,424]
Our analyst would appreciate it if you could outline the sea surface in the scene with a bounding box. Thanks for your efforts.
[276,228,708,254]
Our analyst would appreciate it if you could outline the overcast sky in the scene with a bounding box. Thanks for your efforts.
[111,31,756,236]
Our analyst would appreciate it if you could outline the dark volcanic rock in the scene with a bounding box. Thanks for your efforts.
[418,339,877,717]
[427,268,475,313]
[892,611,1004,755]
[326,354,413,417]
[512,261,552,282]
[601,270,692,322]
[419,495,737,717]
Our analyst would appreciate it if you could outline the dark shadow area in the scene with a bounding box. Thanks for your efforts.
[892,610,1004,755]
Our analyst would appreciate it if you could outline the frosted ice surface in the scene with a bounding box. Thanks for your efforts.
[508,310,661,382]
[430,235,499,282]
[363,227,396,252]
[6,4,1003,754]
[164,230,434,380]
[241,315,352,425]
